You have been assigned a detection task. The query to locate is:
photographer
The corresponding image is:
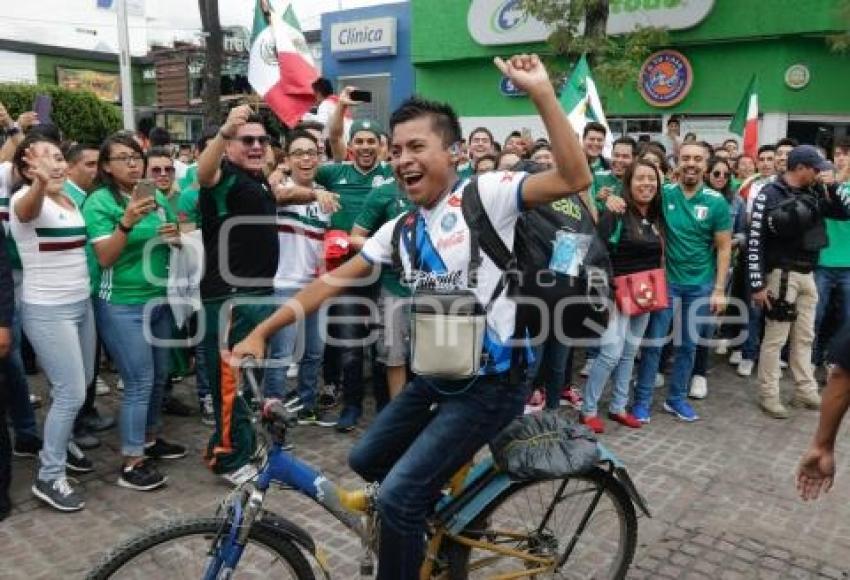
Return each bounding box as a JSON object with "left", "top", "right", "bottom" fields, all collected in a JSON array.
[{"left": 748, "top": 145, "right": 850, "bottom": 419}]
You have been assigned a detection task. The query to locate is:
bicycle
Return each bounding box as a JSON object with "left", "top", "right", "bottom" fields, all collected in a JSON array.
[{"left": 87, "top": 360, "right": 651, "bottom": 579}]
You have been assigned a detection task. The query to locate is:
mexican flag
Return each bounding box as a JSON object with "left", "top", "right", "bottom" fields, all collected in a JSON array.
[
  {"left": 729, "top": 75, "right": 759, "bottom": 160},
  {"left": 248, "top": 0, "right": 318, "bottom": 127},
  {"left": 560, "top": 54, "right": 613, "bottom": 156}
]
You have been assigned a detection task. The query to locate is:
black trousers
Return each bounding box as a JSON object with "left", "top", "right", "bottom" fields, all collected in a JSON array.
[{"left": 0, "top": 356, "right": 12, "bottom": 518}]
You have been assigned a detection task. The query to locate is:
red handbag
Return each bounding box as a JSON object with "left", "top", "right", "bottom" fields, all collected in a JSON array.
[{"left": 613, "top": 268, "right": 669, "bottom": 316}]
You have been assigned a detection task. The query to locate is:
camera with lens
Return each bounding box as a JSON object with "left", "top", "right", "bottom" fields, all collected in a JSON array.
[{"left": 765, "top": 296, "right": 797, "bottom": 322}]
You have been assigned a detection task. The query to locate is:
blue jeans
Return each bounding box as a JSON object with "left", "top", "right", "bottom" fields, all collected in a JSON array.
[
  {"left": 634, "top": 282, "right": 714, "bottom": 407},
  {"left": 583, "top": 310, "right": 650, "bottom": 416},
  {"left": 96, "top": 299, "right": 173, "bottom": 457},
  {"left": 8, "top": 270, "right": 37, "bottom": 441},
  {"left": 349, "top": 373, "right": 527, "bottom": 580},
  {"left": 22, "top": 299, "right": 95, "bottom": 481},
  {"left": 263, "top": 287, "right": 324, "bottom": 406},
  {"left": 814, "top": 267, "right": 850, "bottom": 364},
  {"left": 527, "top": 336, "right": 571, "bottom": 409}
]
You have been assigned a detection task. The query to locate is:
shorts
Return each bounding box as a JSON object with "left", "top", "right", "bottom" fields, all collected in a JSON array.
[{"left": 374, "top": 289, "right": 410, "bottom": 367}]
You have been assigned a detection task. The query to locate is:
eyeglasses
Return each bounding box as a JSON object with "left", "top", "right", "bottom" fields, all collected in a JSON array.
[
  {"left": 108, "top": 154, "right": 143, "bottom": 165},
  {"left": 288, "top": 149, "right": 318, "bottom": 159},
  {"left": 711, "top": 170, "right": 730, "bottom": 179},
  {"left": 149, "top": 166, "right": 175, "bottom": 176},
  {"left": 235, "top": 135, "right": 271, "bottom": 147}
]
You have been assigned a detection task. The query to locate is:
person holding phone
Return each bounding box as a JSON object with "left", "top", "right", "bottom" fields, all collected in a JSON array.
[{"left": 83, "top": 133, "right": 185, "bottom": 493}]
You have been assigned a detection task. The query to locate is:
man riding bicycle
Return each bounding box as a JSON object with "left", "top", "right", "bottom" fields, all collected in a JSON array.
[{"left": 232, "top": 54, "right": 592, "bottom": 580}]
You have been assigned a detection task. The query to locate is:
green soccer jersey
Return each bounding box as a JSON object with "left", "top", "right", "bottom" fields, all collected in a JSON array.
[
  {"left": 457, "top": 161, "right": 474, "bottom": 181},
  {"left": 63, "top": 180, "right": 101, "bottom": 296},
  {"left": 316, "top": 161, "right": 394, "bottom": 232},
  {"left": 83, "top": 186, "right": 176, "bottom": 304},
  {"left": 591, "top": 169, "right": 623, "bottom": 211},
  {"left": 176, "top": 164, "right": 201, "bottom": 226},
  {"left": 354, "top": 179, "right": 414, "bottom": 297},
  {"left": 820, "top": 183, "right": 850, "bottom": 267},
  {"left": 661, "top": 183, "right": 732, "bottom": 285}
]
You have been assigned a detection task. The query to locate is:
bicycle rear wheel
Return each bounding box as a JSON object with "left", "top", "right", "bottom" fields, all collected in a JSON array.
[
  {"left": 445, "top": 467, "right": 637, "bottom": 579},
  {"left": 87, "top": 516, "right": 315, "bottom": 580}
]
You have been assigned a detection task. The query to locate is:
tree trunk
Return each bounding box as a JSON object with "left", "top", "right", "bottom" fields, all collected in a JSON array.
[
  {"left": 584, "top": 0, "right": 610, "bottom": 67},
  {"left": 199, "top": 0, "right": 223, "bottom": 128}
]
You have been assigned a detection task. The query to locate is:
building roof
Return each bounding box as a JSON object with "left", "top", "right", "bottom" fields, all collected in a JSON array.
[{"left": 0, "top": 38, "right": 154, "bottom": 65}]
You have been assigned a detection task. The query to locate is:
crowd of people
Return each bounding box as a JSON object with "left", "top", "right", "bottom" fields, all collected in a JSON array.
[{"left": 0, "top": 57, "right": 847, "bottom": 578}]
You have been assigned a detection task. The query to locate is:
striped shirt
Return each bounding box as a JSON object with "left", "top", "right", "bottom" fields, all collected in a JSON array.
[
  {"left": 10, "top": 186, "right": 89, "bottom": 304},
  {"left": 273, "top": 181, "right": 332, "bottom": 289}
]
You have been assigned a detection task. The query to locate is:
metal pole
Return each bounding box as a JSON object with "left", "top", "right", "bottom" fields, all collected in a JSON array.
[{"left": 116, "top": 0, "right": 135, "bottom": 130}]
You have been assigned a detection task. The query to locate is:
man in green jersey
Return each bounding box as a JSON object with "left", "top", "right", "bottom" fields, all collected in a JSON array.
[
  {"left": 315, "top": 88, "right": 393, "bottom": 432},
  {"left": 591, "top": 136, "right": 636, "bottom": 211}
]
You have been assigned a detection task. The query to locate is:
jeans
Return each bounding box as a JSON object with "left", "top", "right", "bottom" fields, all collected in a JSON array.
[
  {"left": 264, "top": 287, "right": 324, "bottom": 407},
  {"left": 634, "top": 282, "right": 714, "bottom": 407},
  {"left": 583, "top": 311, "right": 650, "bottom": 416},
  {"left": 7, "top": 270, "right": 37, "bottom": 441},
  {"left": 326, "top": 287, "right": 377, "bottom": 411},
  {"left": 349, "top": 373, "right": 527, "bottom": 580},
  {"left": 96, "top": 299, "right": 172, "bottom": 457},
  {"left": 814, "top": 267, "right": 850, "bottom": 364},
  {"left": 22, "top": 299, "right": 95, "bottom": 480},
  {"left": 0, "top": 358, "right": 10, "bottom": 512},
  {"left": 527, "top": 336, "right": 571, "bottom": 409}
]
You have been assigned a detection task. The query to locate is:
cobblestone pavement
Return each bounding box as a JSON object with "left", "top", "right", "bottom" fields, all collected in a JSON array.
[{"left": 2, "top": 355, "right": 850, "bottom": 579}]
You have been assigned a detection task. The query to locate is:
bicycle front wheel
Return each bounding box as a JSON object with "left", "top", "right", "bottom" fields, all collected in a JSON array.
[
  {"left": 445, "top": 467, "right": 637, "bottom": 579},
  {"left": 87, "top": 516, "right": 315, "bottom": 580}
]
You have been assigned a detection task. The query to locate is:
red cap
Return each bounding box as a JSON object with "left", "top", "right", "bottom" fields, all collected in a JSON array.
[{"left": 324, "top": 229, "right": 352, "bottom": 271}]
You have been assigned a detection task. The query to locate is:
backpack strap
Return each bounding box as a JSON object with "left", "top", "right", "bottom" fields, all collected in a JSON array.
[
  {"left": 460, "top": 177, "right": 514, "bottom": 272},
  {"left": 390, "top": 210, "right": 418, "bottom": 277}
]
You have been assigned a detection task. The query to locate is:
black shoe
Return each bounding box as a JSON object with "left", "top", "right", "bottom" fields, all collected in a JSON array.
[
  {"left": 31, "top": 477, "right": 84, "bottom": 512},
  {"left": 334, "top": 406, "right": 361, "bottom": 433},
  {"left": 13, "top": 435, "right": 42, "bottom": 458},
  {"left": 118, "top": 460, "right": 167, "bottom": 491},
  {"left": 66, "top": 442, "right": 95, "bottom": 474},
  {"left": 72, "top": 430, "right": 101, "bottom": 450},
  {"left": 163, "top": 396, "right": 193, "bottom": 417},
  {"left": 144, "top": 438, "right": 187, "bottom": 460},
  {"left": 80, "top": 413, "right": 116, "bottom": 433}
]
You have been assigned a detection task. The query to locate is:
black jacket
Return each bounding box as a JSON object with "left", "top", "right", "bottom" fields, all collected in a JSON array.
[
  {"left": 747, "top": 176, "right": 850, "bottom": 291},
  {"left": 0, "top": 228, "right": 13, "bottom": 327}
]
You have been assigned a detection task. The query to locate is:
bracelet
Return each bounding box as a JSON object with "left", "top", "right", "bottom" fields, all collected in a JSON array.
[{"left": 117, "top": 221, "right": 133, "bottom": 234}]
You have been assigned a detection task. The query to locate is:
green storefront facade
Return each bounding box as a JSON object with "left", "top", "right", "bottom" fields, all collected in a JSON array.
[{"left": 411, "top": 0, "right": 850, "bottom": 148}]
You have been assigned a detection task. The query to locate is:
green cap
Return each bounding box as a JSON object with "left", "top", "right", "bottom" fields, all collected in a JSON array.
[{"left": 349, "top": 119, "right": 382, "bottom": 141}]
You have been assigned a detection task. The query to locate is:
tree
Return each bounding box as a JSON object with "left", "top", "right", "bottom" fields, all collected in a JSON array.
[
  {"left": 829, "top": 0, "right": 850, "bottom": 52},
  {"left": 520, "top": 0, "right": 667, "bottom": 90},
  {"left": 198, "top": 0, "right": 224, "bottom": 128}
]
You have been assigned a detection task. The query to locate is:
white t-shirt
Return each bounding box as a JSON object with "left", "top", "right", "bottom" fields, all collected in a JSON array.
[
  {"left": 10, "top": 186, "right": 90, "bottom": 304},
  {"left": 0, "top": 162, "right": 14, "bottom": 236},
  {"left": 361, "top": 170, "right": 527, "bottom": 374},
  {"left": 273, "top": 182, "right": 332, "bottom": 289}
]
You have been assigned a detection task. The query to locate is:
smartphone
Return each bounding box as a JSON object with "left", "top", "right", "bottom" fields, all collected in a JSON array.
[
  {"left": 32, "top": 94, "right": 52, "bottom": 126},
  {"left": 350, "top": 90, "right": 372, "bottom": 103},
  {"left": 133, "top": 179, "right": 157, "bottom": 201}
]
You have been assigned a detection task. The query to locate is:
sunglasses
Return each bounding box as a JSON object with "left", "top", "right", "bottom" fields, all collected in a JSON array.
[
  {"left": 149, "top": 166, "right": 175, "bottom": 176},
  {"left": 235, "top": 135, "right": 271, "bottom": 147},
  {"left": 711, "top": 170, "right": 730, "bottom": 179}
]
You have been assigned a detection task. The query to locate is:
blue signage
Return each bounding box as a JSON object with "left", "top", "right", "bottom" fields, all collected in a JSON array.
[{"left": 500, "top": 76, "right": 526, "bottom": 97}]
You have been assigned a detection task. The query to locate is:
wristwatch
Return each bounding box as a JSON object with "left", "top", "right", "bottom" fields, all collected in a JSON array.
[
  {"left": 117, "top": 221, "right": 133, "bottom": 234},
  {"left": 4, "top": 123, "right": 20, "bottom": 137}
]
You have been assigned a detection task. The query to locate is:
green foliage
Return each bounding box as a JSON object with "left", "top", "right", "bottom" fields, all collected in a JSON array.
[
  {"left": 0, "top": 83, "right": 122, "bottom": 143},
  {"left": 520, "top": 0, "right": 668, "bottom": 91},
  {"left": 828, "top": 0, "right": 850, "bottom": 52}
]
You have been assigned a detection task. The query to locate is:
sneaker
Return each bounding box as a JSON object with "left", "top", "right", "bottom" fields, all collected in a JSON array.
[
  {"left": 221, "top": 463, "right": 258, "bottom": 487},
  {"left": 297, "top": 409, "right": 319, "bottom": 425},
  {"left": 315, "top": 409, "right": 338, "bottom": 428},
  {"left": 580, "top": 359, "right": 595, "bottom": 378},
  {"left": 688, "top": 375, "right": 707, "bottom": 399},
  {"left": 73, "top": 430, "right": 101, "bottom": 450},
  {"left": 729, "top": 351, "right": 743, "bottom": 366},
  {"left": 116, "top": 378, "right": 124, "bottom": 391},
  {"left": 66, "top": 442, "right": 95, "bottom": 473},
  {"left": 32, "top": 477, "right": 84, "bottom": 512},
  {"left": 13, "top": 435, "right": 42, "bottom": 458},
  {"left": 524, "top": 389, "right": 545, "bottom": 414},
  {"left": 654, "top": 373, "right": 665, "bottom": 388},
  {"left": 759, "top": 397, "right": 790, "bottom": 419},
  {"left": 335, "top": 406, "right": 362, "bottom": 433},
  {"left": 559, "top": 385, "right": 583, "bottom": 408},
  {"left": 144, "top": 438, "right": 187, "bottom": 460},
  {"left": 737, "top": 359, "right": 755, "bottom": 377},
  {"left": 608, "top": 412, "right": 643, "bottom": 429},
  {"left": 663, "top": 400, "right": 699, "bottom": 422},
  {"left": 580, "top": 414, "right": 605, "bottom": 434},
  {"left": 163, "top": 396, "right": 192, "bottom": 417},
  {"left": 286, "top": 363, "right": 299, "bottom": 379},
  {"left": 80, "top": 412, "right": 116, "bottom": 433},
  {"left": 118, "top": 460, "right": 167, "bottom": 491},
  {"left": 791, "top": 391, "right": 821, "bottom": 410},
  {"left": 317, "top": 383, "right": 338, "bottom": 410},
  {"left": 715, "top": 339, "right": 729, "bottom": 356},
  {"left": 200, "top": 395, "right": 215, "bottom": 426},
  {"left": 95, "top": 377, "right": 110, "bottom": 396},
  {"left": 631, "top": 402, "right": 651, "bottom": 424}
]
